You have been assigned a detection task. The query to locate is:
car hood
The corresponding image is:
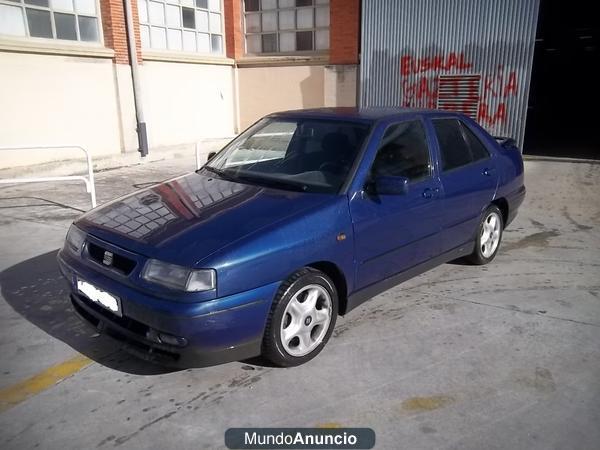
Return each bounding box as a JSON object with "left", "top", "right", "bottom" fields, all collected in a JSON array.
[{"left": 76, "top": 172, "right": 333, "bottom": 267}]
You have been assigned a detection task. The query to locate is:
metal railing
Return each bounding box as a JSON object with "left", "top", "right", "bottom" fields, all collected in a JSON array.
[
  {"left": 195, "top": 142, "right": 221, "bottom": 170},
  {"left": 0, "top": 145, "right": 97, "bottom": 208}
]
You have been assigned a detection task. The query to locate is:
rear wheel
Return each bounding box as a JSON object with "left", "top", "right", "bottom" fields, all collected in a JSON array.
[
  {"left": 262, "top": 268, "right": 338, "bottom": 367},
  {"left": 466, "top": 205, "right": 504, "bottom": 265}
]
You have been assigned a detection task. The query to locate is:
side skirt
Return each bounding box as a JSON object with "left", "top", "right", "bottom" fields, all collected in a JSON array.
[{"left": 345, "top": 241, "right": 474, "bottom": 314}]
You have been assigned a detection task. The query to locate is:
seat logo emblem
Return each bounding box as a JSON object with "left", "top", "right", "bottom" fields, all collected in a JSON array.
[{"left": 102, "top": 251, "right": 114, "bottom": 266}]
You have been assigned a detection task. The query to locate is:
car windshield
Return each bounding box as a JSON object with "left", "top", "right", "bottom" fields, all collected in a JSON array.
[{"left": 202, "top": 117, "right": 371, "bottom": 194}]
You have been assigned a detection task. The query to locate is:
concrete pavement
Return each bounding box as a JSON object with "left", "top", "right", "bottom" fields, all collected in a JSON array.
[{"left": 0, "top": 155, "right": 599, "bottom": 449}]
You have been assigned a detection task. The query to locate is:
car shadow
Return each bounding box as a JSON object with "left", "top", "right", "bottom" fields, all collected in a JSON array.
[
  {"left": 446, "top": 257, "right": 472, "bottom": 266},
  {"left": 0, "top": 249, "right": 179, "bottom": 375}
]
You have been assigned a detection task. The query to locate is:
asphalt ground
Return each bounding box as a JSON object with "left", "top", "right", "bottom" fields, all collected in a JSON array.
[{"left": 0, "top": 156, "right": 598, "bottom": 450}]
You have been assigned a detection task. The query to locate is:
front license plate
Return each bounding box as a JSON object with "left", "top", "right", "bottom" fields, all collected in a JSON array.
[{"left": 77, "top": 279, "right": 122, "bottom": 317}]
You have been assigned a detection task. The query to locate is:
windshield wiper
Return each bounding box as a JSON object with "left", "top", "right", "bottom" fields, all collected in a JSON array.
[
  {"left": 200, "top": 167, "right": 309, "bottom": 192},
  {"left": 200, "top": 166, "right": 240, "bottom": 182},
  {"left": 234, "top": 173, "right": 309, "bottom": 192}
]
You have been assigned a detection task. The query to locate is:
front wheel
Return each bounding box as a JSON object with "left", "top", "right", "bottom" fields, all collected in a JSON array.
[
  {"left": 262, "top": 268, "right": 338, "bottom": 367},
  {"left": 466, "top": 205, "right": 504, "bottom": 265}
]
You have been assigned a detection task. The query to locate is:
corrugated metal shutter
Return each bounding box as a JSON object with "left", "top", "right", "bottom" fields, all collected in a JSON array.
[{"left": 359, "top": 0, "right": 540, "bottom": 148}]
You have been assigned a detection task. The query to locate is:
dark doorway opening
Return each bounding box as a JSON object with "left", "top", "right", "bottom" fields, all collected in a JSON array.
[{"left": 524, "top": 0, "right": 599, "bottom": 159}]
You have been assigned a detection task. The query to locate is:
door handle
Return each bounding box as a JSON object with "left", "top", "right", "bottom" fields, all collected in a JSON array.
[
  {"left": 483, "top": 167, "right": 496, "bottom": 176},
  {"left": 422, "top": 187, "right": 439, "bottom": 199}
]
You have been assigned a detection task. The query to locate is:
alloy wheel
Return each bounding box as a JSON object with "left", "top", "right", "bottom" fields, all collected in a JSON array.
[
  {"left": 481, "top": 211, "right": 501, "bottom": 258},
  {"left": 280, "top": 284, "right": 332, "bottom": 357}
]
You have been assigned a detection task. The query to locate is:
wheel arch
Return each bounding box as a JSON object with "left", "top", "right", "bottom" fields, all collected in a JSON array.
[
  {"left": 306, "top": 261, "right": 349, "bottom": 315},
  {"left": 492, "top": 197, "right": 509, "bottom": 227}
]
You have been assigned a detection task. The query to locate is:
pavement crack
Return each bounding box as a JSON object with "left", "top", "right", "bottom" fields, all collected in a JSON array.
[
  {"left": 412, "top": 290, "right": 600, "bottom": 328},
  {"left": 112, "top": 410, "right": 178, "bottom": 446}
]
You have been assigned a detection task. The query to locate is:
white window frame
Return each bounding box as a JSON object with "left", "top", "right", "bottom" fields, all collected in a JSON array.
[
  {"left": 0, "top": 0, "right": 104, "bottom": 45},
  {"left": 243, "top": 0, "right": 330, "bottom": 56},
  {"left": 138, "top": 0, "right": 226, "bottom": 56}
]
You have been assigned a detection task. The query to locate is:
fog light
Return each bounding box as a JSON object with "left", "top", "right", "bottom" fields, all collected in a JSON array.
[
  {"left": 158, "top": 333, "right": 187, "bottom": 347},
  {"left": 146, "top": 328, "right": 187, "bottom": 347}
]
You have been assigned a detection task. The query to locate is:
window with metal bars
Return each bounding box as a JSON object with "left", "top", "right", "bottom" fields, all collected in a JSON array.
[
  {"left": 0, "top": 0, "right": 100, "bottom": 42},
  {"left": 138, "top": 0, "right": 224, "bottom": 55},
  {"left": 243, "top": 0, "right": 329, "bottom": 55}
]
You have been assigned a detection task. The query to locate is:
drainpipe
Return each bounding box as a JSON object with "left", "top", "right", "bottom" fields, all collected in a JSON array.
[{"left": 123, "top": 0, "right": 149, "bottom": 157}]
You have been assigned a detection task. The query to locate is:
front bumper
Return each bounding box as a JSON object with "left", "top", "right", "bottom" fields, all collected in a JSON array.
[{"left": 58, "top": 250, "right": 280, "bottom": 368}]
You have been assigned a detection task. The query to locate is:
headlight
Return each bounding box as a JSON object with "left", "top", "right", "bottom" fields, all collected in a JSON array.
[
  {"left": 66, "top": 225, "right": 86, "bottom": 254},
  {"left": 141, "top": 259, "right": 216, "bottom": 292}
]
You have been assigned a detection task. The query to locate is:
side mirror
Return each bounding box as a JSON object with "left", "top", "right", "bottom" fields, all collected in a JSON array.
[
  {"left": 370, "top": 176, "right": 409, "bottom": 195},
  {"left": 207, "top": 151, "right": 217, "bottom": 162}
]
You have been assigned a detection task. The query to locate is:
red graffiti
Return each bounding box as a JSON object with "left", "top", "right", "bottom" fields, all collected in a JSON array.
[
  {"left": 482, "top": 67, "right": 518, "bottom": 100},
  {"left": 400, "top": 52, "right": 472, "bottom": 76},
  {"left": 504, "top": 71, "right": 518, "bottom": 97},
  {"left": 398, "top": 53, "right": 520, "bottom": 130},
  {"left": 441, "top": 100, "right": 480, "bottom": 117},
  {"left": 477, "top": 67, "right": 519, "bottom": 126},
  {"left": 401, "top": 77, "right": 438, "bottom": 108},
  {"left": 478, "top": 102, "right": 507, "bottom": 126}
]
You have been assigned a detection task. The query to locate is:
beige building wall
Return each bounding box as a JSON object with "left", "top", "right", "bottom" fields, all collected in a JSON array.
[
  {"left": 237, "top": 63, "right": 358, "bottom": 131},
  {"left": 0, "top": 52, "right": 237, "bottom": 171},
  {"left": 237, "top": 64, "right": 327, "bottom": 130},
  {"left": 324, "top": 65, "right": 358, "bottom": 108},
  {"left": 0, "top": 53, "right": 356, "bottom": 170},
  {"left": 0, "top": 51, "right": 125, "bottom": 170},
  {"left": 140, "top": 61, "right": 236, "bottom": 147}
]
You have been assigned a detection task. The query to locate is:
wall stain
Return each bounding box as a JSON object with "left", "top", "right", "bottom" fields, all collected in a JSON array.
[
  {"left": 316, "top": 422, "right": 343, "bottom": 428},
  {"left": 555, "top": 299, "right": 572, "bottom": 308},
  {"left": 107, "top": 368, "right": 271, "bottom": 447},
  {"left": 429, "top": 303, "right": 456, "bottom": 314},
  {"left": 96, "top": 435, "right": 115, "bottom": 448},
  {"left": 401, "top": 395, "right": 455, "bottom": 412},
  {"left": 113, "top": 410, "right": 177, "bottom": 446},
  {"left": 530, "top": 219, "right": 546, "bottom": 230},
  {"left": 503, "top": 230, "right": 560, "bottom": 252},
  {"left": 419, "top": 425, "right": 437, "bottom": 434},
  {"left": 562, "top": 207, "right": 593, "bottom": 231},
  {"left": 515, "top": 367, "right": 556, "bottom": 393}
]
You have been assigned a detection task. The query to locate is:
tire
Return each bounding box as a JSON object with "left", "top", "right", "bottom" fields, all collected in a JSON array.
[
  {"left": 262, "top": 268, "right": 338, "bottom": 367},
  {"left": 466, "top": 204, "right": 504, "bottom": 265}
]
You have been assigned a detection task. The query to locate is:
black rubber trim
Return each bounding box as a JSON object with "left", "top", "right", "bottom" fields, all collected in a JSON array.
[{"left": 346, "top": 242, "right": 473, "bottom": 314}]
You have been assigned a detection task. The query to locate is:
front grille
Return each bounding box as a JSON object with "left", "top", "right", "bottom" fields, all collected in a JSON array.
[{"left": 87, "top": 242, "right": 136, "bottom": 275}]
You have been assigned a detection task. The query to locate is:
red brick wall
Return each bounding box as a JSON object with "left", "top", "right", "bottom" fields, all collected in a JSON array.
[
  {"left": 100, "top": 0, "right": 143, "bottom": 64},
  {"left": 223, "top": 0, "right": 244, "bottom": 59},
  {"left": 330, "top": 0, "right": 360, "bottom": 65}
]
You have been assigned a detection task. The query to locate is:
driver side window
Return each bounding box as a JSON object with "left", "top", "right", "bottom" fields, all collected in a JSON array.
[{"left": 371, "top": 120, "right": 431, "bottom": 181}]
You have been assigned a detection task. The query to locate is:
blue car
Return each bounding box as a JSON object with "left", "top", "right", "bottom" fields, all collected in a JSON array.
[{"left": 57, "top": 108, "right": 525, "bottom": 367}]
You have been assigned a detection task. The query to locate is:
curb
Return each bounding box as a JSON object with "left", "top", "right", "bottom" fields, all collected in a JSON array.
[{"left": 523, "top": 155, "right": 600, "bottom": 164}]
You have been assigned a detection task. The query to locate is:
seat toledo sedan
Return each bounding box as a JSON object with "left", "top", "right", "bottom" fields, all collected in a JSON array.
[{"left": 58, "top": 108, "right": 525, "bottom": 367}]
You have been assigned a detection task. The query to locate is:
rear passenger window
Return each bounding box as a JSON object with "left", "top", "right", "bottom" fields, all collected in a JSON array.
[
  {"left": 433, "top": 118, "right": 490, "bottom": 171},
  {"left": 371, "top": 120, "right": 431, "bottom": 181},
  {"left": 461, "top": 123, "right": 490, "bottom": 162},
  {"left": 432, "top": 119, "right": 471, "bottom": 171}
]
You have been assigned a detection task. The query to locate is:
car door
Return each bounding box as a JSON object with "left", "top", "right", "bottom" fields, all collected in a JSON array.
[
  {"left": 349, "top": 118, "right": 443, "bottom": 290},
  {"left": 428, "top": 117, "right": 498, "bottom": 253}
]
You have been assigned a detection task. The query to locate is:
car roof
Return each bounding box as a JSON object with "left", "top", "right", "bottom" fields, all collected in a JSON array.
[{"left": 268, "top": 107, "right": 463, "bottom": 124}]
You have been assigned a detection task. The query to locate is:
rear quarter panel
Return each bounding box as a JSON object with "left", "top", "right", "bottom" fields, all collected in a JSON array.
[{"left": 461, "top": 117, "right": 524, "bottom": 200}]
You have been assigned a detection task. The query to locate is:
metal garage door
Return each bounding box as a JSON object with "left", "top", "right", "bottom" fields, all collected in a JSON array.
[{"left": 360, "top": 0, "right": 540, "bottom": 148}]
